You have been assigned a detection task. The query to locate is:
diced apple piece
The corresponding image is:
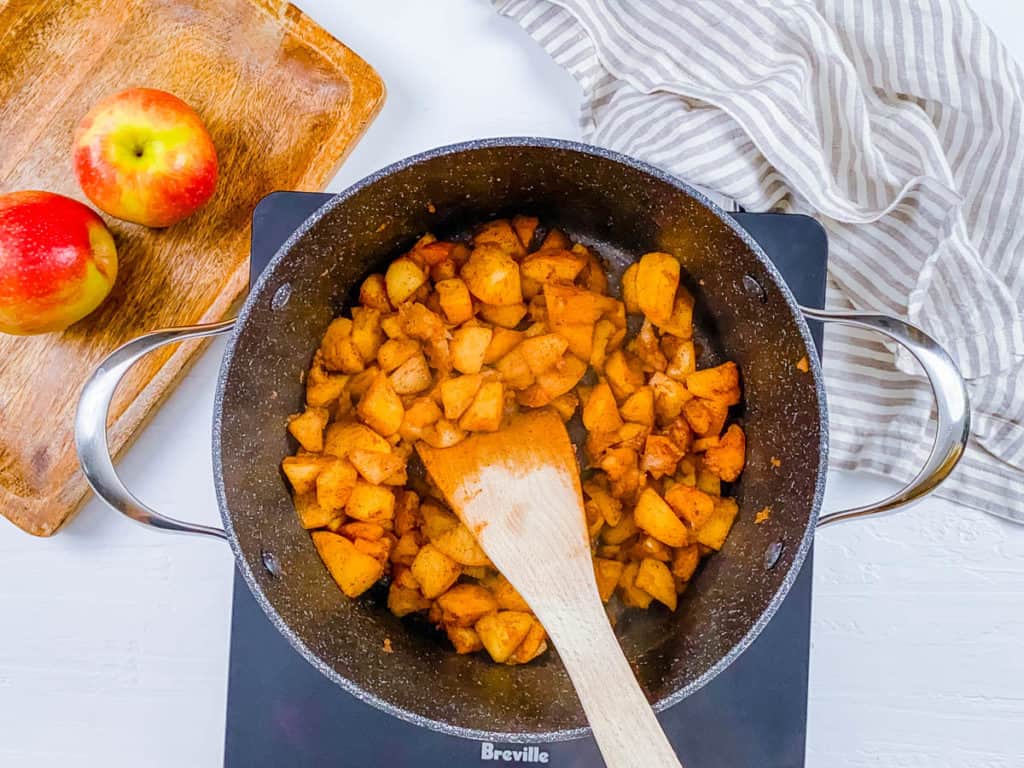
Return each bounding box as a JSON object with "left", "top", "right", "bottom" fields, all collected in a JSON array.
[
  {"left": 696, "top": 466, "right": 722, "bottom": 496},
  {"left": 435, "top": 278, "right": 475, "bottom": 325},
  {"left": 353, "top": 535, "right": 393, "bottom": 564},
  {"left": 641, "top": 434, "right": 684, "bottom": 478},
  {"left": 601, "top": 512, "right": 639, "bottom": 545},
  {"left": 324, "top": 421, "right": 391, "bottom": 458},
  {"left": 357, "top": 373, "right": 405, "bottom": 436},
  {"left": 432, "top": 523, "right": 491, "bottom": 567},
  {"left": 462, "top": 245, "right": 522, "bottom": 305},
  {"left": 306, "top": 352, "right": 350, "bottom": 407},
  {"left": 411, "top": 543, "right": 462, "bottom": 598},
  {"left": 377, "top": 338, "right": 420, "bottom": 372},
  {"left": 312, "top": 531, "right": 384, "bottom": 598},
  {"left": 585, "top": 481, "right": 623, "bottom": 527},
  {"left": 634, "top": 487, "right": 690, "bottom": 547},
  {"left": 656, "top": 289, "right": 695, "bottom": 338},
  {"left": 535, "top": 354, "right": 587, "bottom": 400},
  {"left": 339, "top": 521, "right": 385, "bottom": 541},
  {"left": 473, "top": 219, "right": 526, "bottom": 258},
  {"left": 621, "top": 263, "right": 640, "bottom": 314},
  {"left": 539, "top": 227, "right": 571, "bottom": 251},
  {"left": 459, "top": 381, "right": 504, "bottom": 432},
  {"left": 390, "top": 531, "right": 422, "bottom": 566},
  {"left": 385, "top": 257, "right": 427, "bottom": 305},
  {"left": 604, "top": 350, "right": 645, "bottom": 400},
  {"left": 518, "top": 333, "right": 569, "bottom": 374},
  {"left": 320, "top": 317, "right": 364, "bottom": 373},
  {"left": 664, "top": 484, "right": 715, "bottom": 528},
  {"left": 399, "top": 396, "right": 443, "bottom": 441},
  {"left": 649, "top": 372, "right": 691, "bottom": 423},
  {"left": 589, "top": 318, "right": 617, "bottom": 368},
  {"left": 447, "top": 625, "right": 484, "bottom": 654},
  {"left": 475, "top": 611, "right": 534, "bottom": 664},
  {"left": 582, "top": 380, "right": 623, "bottom": 433},
  {"left": 281, "top": 455, "right": 333, "bottom": 495},
  {"left": 484, "top": 327, "right": 524, "bottom": 364},
  {"left": 543, "top": 283, "right": 616, "bottom": 327},
  {"left": 350, "top": 307, "right": 384, "bottom": 363},
  {"left": 437, "top": 584, "right": 499, "bottom": 627},
  {"left": 440, "top": 374, "right": 483, "bottom": 420},
  {"left": 389, "top": 353, "right": 433, "bottom": 395},
  {"left": 420, "top": 418, "right": 467, "bottom": 448},
  {"left": 635, "top": 252, "right": 680, "bottom": 324},
  {"left": 686, "top": 361, "right": 741, "bottom": 406},
  {"left": 593, "top": 557, "right": 624, "bottom": 602},
  {"left": 702, "top": 424, "right": 745, "bottom": 482},
  {"left": 345, "top": 481, "right": 395, "bottom": 522},
  {"left": 478, "top": 302, "right": 528, "bottom": 328},
  {"left": 696, "top": 497, "right": 739, "bottom": 551},
  {"left": 348, "top": 365, "right": 379, "bottom": 398},
  {"left": 495, "top": 348, "right": 535, "bottom": 390},
  {"left": 359, "top": 273, "right": 391, "bottom": 311},
  {"left": 521, "top": 249, "right": 587, "bottom": 283},
  {"left": 550, "top": 391, "right": 579, "bottom": 421},
  {"left": 683, "top": 397, "right": 729, "bottom": 437},
  {"left": 399, "top": 301, "right": 446, "bottom": 341},
  {"left": 554, "top": 322, "right": 594, "bottom": 361},
  {"left": 635, "top": 558, "right": 677, "bottom": 610},
  {"left": 287, "top": 406, "right": 328, "bottom": 452},
  {"left": 663, "top": 337, "right": 696, "bottom": 380},
  {"left": 388, "top": 583, "right": 431, "bottom": 617},
  {"left": 419, "top": 499, "right": 458, "bottom": 541},
  {"left": 316, "top": 458, "right": 358, "bottom": 512},
  {"left": 619, "top": 387, "right": 655, "bottom": 427},
  {"left": 512, "top": 214, "right": 539, "bottom": 250},
  {"left": 507, "top": 619, "right": 548, "bottom": 665},
  {"left": 451, "top": 325, "right": 493, "bottom": 374},
  {"left": 671, "top": 545, "right": 701, "bottom": 582},
  {"left": 618, "top": 561, "right": 653, "bottom": 609},
  {"left": 348, "top": 449, "right": 406, "bottom": 485},
  {"left": 294, "top": 491, "right": 337, "bottom": 529}
]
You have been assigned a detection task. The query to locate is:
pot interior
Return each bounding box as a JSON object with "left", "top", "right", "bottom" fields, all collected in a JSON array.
[{"left": 214, "top": 140, "right": 825, "bottom": 740}]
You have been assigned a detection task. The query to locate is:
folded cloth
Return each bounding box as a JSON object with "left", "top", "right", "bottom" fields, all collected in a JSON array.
[{"left": 495, "top": 0, "right": 1024, "bottom": 523}]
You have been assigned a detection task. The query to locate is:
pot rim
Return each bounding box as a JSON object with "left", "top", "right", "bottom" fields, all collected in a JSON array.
[{"left": 211, "top": 137, "right": 829, "bottom": 743}]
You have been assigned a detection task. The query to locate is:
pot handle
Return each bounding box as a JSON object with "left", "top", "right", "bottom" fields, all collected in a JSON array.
[
  {"left": 74, "top": 320, "right": 237, "bottom": 540},
  {"left": 800, "top": 307, "right": 971, "bottom": 527}
]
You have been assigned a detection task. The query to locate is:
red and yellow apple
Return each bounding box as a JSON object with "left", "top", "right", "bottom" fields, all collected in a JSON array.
[
  {"left": 74, "top": 88, "right": 218, "bottom": 228},
  {"left": 0, "top": 191, "right": 118, "bottom": 335}
]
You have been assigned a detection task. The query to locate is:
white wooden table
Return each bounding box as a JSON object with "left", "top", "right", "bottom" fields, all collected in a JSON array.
[{"left": 1, "top": 2, "right": 1021, "bottom": 765}]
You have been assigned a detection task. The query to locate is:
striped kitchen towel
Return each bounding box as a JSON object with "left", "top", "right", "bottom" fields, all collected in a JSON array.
[{"left": 495, "top": 0, "right": 1024, "bottom": 523}]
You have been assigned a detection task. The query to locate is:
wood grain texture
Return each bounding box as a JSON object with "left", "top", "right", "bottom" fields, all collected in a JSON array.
[
  {"left": 419, "top": 411, "right": 684, "bottom": 768},
  {"left": 0, "top": 0, "right": 384, "bottom": 536}
]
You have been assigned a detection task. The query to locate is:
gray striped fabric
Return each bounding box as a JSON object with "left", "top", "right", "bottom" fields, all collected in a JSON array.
[{"left": 495, "top": 0, "right": 1024, "bottom": 522}]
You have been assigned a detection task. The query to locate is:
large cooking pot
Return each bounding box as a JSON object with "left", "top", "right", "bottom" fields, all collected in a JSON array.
[{"left": 74, "top": 139, "right": 969, "bottom": 742}]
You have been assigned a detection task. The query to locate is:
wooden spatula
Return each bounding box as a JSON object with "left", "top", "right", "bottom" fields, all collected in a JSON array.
[{"left": 417, "top": 409, "right": 683, "bottom": 768}]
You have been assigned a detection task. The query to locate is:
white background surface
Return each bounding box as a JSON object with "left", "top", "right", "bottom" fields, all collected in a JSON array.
[{"left": 1, "top": 2, "right": 1022, "bottom": 766}]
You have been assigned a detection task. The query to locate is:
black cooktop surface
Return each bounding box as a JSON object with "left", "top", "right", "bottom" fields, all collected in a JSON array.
[{"left": 225, "top": 191, "right": 827, "bottom": 768}]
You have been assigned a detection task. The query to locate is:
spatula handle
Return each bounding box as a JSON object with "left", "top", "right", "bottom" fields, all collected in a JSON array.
[{"left": 541, "top": 599, "right": 683, "bottom": 768}]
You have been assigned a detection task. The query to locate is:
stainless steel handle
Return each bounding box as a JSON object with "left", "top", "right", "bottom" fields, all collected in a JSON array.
[
  {"left": 74, "top": 320, "right": 237, "bottom": 540},
  {"left": 801, "top": 307, "right": 971, "bottom": 527}
]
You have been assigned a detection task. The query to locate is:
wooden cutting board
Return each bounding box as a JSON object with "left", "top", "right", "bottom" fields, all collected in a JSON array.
[{"left": 0, "top": 0, "right": 384, "bottom": 536}]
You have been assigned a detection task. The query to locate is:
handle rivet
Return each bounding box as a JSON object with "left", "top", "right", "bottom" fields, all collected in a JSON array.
[
  {"left": 261, "top": 549, "right": 282, "bottom": 578},
  {"left": 764, "top": 541, "right": 784, "bottom": 570},
  {"left": 271, "top": 283, "right": 292, "bottom": 310},
  {"left": 742, "top": 274, "right": 767, "bottom": 303}
]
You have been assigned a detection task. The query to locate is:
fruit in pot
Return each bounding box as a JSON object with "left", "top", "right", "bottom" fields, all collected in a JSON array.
[
  {"left": 73, "top": 88, "right": 218, "bottom": 227},
  {"left": 0, "top": 191, "right": 118, "bottom": 335}
]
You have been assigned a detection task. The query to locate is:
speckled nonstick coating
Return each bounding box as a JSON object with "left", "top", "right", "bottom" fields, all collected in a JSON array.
[{"left": 212, "top": 138, "right": 828, "bottom": 743}]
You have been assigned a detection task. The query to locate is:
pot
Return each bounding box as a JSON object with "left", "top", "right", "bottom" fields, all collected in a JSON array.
[{"left": 74, "top": 139, "right": 969, "bottom": 742}]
